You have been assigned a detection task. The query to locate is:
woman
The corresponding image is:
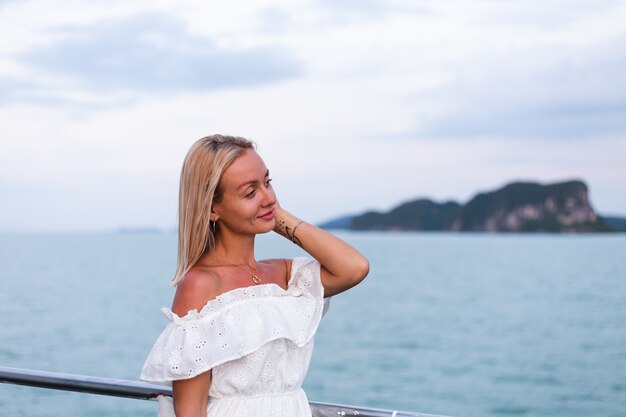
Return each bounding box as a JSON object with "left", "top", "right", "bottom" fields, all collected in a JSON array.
[{"left": 141, "top": 134, "right": 369, "bottom": 417}]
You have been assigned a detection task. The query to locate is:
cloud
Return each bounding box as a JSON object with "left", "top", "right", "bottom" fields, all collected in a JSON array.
[
  {"left": 415, "top": 34, "right": 626, "bottom": 139},
  {"left": 477, "top": 0, "right": 623, "bottom": 27},
  {"left": 3, "top": 12, "right": 301, "bottom": 107},
  {"left": 0, "top": 76, "right": 19, "bottom": 101},
  {"left": 320, "top": 0, "right": 432, "bottom": 15},
  {"left": 256, "top": 7, "right": 292, "bottom": 34}
]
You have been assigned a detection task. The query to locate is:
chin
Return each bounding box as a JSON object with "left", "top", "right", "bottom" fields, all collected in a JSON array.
[{"left": 258, "top": 219, "right": 276, "bottom": 234}]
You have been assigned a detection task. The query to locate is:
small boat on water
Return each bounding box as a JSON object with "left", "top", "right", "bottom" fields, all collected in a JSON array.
[{"left": 0, "top": 365, "right": 450, "bottom": 417}]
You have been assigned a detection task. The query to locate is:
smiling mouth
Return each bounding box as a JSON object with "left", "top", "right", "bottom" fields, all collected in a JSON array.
[{"left": 259, "top": 210, "right": 274, "bottom": 219}]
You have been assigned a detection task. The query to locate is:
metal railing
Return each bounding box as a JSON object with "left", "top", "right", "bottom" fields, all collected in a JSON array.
[{"left": 0, "top": 366, "right": 449, "bottom": 417}]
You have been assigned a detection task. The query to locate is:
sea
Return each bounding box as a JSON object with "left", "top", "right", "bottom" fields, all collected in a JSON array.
[{"left": 0, "top": 231, "right": 624, "bottom": 417}]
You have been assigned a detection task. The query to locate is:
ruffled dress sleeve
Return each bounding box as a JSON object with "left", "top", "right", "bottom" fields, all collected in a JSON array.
[{"left": 140, "top": 257, "right": 330, "bottom": 384}]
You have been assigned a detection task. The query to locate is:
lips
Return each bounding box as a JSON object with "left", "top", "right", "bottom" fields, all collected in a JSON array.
[{"left": 258, "top": 210, "right": 274, "bottom": 220}]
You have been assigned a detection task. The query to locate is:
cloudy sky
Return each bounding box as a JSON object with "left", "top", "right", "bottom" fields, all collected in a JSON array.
[{"left": 1, "top": 0, "right": 625, "bottom": 231}]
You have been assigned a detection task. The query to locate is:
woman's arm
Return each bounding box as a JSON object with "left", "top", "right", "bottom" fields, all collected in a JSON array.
[
  {"left": 170, "top": 269, "right": 218, "bottom": 417},
  {"left": 274, "top": 207, "right": 369, "bottom": 297},
  {"left": 172, "top": 371, "right": 212, "bottom": 417}
]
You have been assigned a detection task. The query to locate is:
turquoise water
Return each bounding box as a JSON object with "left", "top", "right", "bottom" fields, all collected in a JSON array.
[{"left": 0, "top": 232, "right": 625, "bottom": 417}]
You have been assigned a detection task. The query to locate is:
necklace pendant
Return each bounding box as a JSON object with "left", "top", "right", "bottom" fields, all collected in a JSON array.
[{"left": 252, "top": 274, "right": 262, "bottom": 285}]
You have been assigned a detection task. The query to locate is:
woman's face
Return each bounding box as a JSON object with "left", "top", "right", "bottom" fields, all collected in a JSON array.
[{"left": 212, "top": 149, "right": 277, "bottom": 236}]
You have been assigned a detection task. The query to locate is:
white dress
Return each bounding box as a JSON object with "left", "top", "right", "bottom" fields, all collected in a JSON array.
[{"left": 140, "top": 257, "right": 331, "bottom": 417}]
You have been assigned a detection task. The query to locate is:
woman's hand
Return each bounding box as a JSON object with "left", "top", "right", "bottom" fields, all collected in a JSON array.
[{"left": 272, "top": 205, "right": 369, "bottom": 297}]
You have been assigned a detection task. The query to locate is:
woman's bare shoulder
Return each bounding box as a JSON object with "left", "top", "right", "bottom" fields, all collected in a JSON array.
[
  {"left": 259, "top": 258, "right": 293, "bottom": 287},
  {"left": 171, "top": 267, "right": 221, "bottom": 317}
]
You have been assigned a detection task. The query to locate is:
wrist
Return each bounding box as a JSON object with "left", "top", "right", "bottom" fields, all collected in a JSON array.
[{"left": 273, "top": 210, "right": 305, "bottom": 246}]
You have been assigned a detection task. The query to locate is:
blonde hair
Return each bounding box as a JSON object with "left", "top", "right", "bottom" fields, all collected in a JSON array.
[{"left": 172, "top": 134, "right": 255, "bottom": 286}]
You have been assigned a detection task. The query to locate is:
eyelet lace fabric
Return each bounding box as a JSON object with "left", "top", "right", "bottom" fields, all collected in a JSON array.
[{"left": 140, "top": 257, "right": 331, "bottom": 417}]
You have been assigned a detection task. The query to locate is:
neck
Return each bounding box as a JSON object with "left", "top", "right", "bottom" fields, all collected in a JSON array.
[{"left": 212, "top": 231, "right": 257, "bottom": 266}]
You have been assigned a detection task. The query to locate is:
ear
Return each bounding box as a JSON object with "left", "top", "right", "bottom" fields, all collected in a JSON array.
[{"left": 209, "top": 199, "right": 221, "bottom": 222}]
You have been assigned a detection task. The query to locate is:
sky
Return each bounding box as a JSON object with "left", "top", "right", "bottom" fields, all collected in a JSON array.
[{"left": 1, "top": 0, "right": 625, "bottom": 232}]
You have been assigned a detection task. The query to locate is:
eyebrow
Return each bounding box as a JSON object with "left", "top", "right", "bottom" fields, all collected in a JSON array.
[{"left": 237, "top": 170, "right": 270, "bottom": 190}]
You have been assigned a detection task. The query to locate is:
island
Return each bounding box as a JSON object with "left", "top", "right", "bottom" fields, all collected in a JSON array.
[{"left": 321, "top": 180, "right": 622, "bottom": 233}]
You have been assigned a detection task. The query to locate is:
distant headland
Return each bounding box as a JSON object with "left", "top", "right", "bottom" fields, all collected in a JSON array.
[{"left": 320, "top": 180, "right": 626, "bottom": 233}]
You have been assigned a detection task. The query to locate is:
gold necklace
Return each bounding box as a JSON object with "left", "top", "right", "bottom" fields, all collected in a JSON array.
[{"left": 215, "top": 251, "right": 262, "bottom": 285}]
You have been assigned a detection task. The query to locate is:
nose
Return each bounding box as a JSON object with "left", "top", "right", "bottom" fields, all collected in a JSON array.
[{"left": 261, "top": 184, "right": 276, "bottom": 207}]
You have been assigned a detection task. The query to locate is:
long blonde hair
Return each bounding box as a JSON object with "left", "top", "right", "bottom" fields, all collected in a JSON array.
[{"left": 172, "top": 134, "right": 255, "bottom": 286}]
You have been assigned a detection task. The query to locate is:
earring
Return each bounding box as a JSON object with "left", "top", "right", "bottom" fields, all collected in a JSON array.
[{"left": 211, "top": 220, "right": 217, "bottom": 234}]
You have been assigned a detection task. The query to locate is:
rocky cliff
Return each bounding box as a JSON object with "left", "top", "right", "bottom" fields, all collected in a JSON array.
[{"left": 449, "top": 181, "right": 610, "bottom": 232}]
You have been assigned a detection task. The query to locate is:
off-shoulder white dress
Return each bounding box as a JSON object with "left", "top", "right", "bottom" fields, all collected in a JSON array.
[{"left": 140, "top": 258, "right": 330, "bottom": 417}]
